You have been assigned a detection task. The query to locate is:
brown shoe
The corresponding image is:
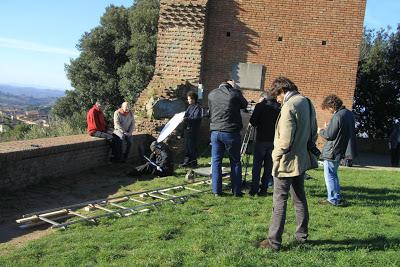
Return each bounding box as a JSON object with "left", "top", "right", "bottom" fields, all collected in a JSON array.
[
  {"left": 259, "top": 239, "right": 279, "bottom": 251},
  {"left": 318, "top": 199, "right": 336, "bottom": 206}
]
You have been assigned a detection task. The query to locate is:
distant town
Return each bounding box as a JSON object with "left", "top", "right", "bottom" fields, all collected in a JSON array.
[{"left": 0, "top": 84, "right": 65, "bottom": 134}]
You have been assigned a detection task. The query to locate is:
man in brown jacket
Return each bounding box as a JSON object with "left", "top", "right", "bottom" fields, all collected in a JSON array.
[{"left": 259, "top": 76, "right": 318, "bottom": 251}]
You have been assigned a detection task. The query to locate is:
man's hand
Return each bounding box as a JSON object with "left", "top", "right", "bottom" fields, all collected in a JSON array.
[{"left": 157, "top": 166, "right": 162, "bottom": 172}]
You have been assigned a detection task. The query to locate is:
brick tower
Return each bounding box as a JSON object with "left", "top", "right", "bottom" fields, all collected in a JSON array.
[{"left": 137, "top": 0, "right": 366, "bottom": 132}]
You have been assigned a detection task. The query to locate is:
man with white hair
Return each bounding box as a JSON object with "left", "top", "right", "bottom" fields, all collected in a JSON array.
[{"left": 112, "top": 101, "right": 135, "bottom": 162}]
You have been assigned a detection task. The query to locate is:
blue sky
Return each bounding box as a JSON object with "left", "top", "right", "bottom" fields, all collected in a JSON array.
[{"left": 0, "top": 0, "right": 399, "bottom": 91}]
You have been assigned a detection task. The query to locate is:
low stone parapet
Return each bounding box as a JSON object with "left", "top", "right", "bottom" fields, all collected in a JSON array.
[{"left": 0, "top": 134, "right": 151, "bottom": 191}]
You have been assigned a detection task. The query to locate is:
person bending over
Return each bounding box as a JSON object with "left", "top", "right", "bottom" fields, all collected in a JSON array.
[{"left": 129, "top": 141, "right": 174, "bottom": 177}]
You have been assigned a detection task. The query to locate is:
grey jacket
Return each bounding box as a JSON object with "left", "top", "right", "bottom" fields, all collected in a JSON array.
[
  {"left": 208, "top": 83, "right": 248, "bottom": 132},
  {"left": 319, "top": 107, "right": 355, "bottom": 161}
]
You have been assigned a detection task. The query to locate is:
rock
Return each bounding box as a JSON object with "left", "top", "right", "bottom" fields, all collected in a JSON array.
[{"left": 152, "top": 98, "right": 187, "bottom": 119}]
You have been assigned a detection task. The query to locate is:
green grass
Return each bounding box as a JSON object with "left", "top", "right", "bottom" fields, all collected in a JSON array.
[{"left": 1, "top": 158, "right": 399, "bottom": 266}]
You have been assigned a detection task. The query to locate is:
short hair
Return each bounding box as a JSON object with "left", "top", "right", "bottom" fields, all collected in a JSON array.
[
  {"left": 321, "top": 94, "right": 343, "bottom": 111},
  {"left": 270, "top": 76, "right": 298, "bottom": 97},
  {"left": 186, "top": 91, "right": 198, "bottom": 102}
]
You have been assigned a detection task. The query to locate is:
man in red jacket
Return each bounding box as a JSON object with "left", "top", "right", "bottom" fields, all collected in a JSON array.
[{"left": 87, "top": 101, "right": 113, "bottom": 140}]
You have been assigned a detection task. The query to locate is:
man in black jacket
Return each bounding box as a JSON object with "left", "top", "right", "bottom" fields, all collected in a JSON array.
[
  {"left": 128, "top": 141, "right": 174, "bottom": 177},
  {"left": 318, "top": 94, "right": 355, "bottom": 206},
  {"left": 182, "top": 91, "right": 203, "bottom": 168},
  {"left": 249, "top": 92, "right": 280, "bottom": 196},
  {"left": 208, "top": 79, "right": 248, "bottom": 197}
]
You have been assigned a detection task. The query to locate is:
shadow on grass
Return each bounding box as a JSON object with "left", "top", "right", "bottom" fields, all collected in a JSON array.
[
  {"left": 304, "top": 236, "right": 400, "bottom": 251},
  {"left": 307, "top": 184, "right": 400, "bottom": 207}
]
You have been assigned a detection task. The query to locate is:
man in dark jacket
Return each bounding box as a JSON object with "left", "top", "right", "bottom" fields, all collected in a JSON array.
[
  {"left": 389, "top": 120, "right": 400, "bottom": 167},
  {"left": 249, "top": 92, "right": 280, "bottom": 196},
  {"left": 208, "top": 79, "right": 248, "bottom": 197},
  {"left": 182, "top": 91, "right": 203, "bottom": 168},
  {"left": 129, "top": 141, "right": 174, "bottom": 177},
  {"left": 318, "top": 94, "right": 355, "bottom": 206}
]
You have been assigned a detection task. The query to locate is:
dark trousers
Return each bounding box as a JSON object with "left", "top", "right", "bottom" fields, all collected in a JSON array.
[
  {"left": 184, "top": 128, "right": 199, "bottom": 164},
  {"left": 391, "top": 144, "right": 400, "bottom": 167},
  {"left": 251, "top": 141, "right": 273, "bottom": 193},
  {"left": 268, "top": 174, "right": 309, "bottom": 250},
  {"left": 112, "top": 135, "right": 133, "bottom": 160}
]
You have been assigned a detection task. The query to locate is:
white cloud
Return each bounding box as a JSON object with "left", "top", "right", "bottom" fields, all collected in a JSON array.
[{"left": 0, "top": 37, "right": 79, "bottom": 57}]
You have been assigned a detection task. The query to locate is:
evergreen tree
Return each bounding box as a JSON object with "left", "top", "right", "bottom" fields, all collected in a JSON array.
[
  {"left": 53, "top": 0, "right": 159, "bottom": 122},
  {"left": 354, "top": 26, "right": 400, "bottom": 138}
]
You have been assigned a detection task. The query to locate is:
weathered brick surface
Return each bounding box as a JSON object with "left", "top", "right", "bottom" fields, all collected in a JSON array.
[
  {"left": 155, "top": 0, "right": 208, "bottom": 80},
  {"left": 0, "top": 134, "right": 151, "bottom": 191},
  {"left": 139, "top": 0, "right": 365, "bottom": 133},
  {"left": 202, "top": 0, "right": 366, "bottom": 127}
]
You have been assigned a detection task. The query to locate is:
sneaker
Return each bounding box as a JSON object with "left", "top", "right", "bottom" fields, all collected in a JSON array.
[
  {"left": 259, "top": 239, "right": 279, "bottom": 251},
  {"left": 257, "top": 189, "right": 268, "bottom": 196}
]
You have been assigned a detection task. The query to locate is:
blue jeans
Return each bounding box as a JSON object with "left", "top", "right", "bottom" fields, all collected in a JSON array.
[
  {"left": 251, "top": 141, "right": 273, "bottom": 193},
  {"left": 211, "top": 131, "right": 242, "bottom": 195},
  {"left": 323, "top": 160, "right": 341, "bottom": 205}
]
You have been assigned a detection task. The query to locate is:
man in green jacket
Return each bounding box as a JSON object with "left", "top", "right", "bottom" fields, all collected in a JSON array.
[{"left": 259, "top": 76, "right": 318, "bottom": 251}]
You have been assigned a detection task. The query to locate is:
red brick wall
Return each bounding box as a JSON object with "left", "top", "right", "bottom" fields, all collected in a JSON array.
[
  {"left": 202, "top": 0, "right": 366, "bottom": 127},
  {"left": 154, "top": 0, "right": 208, "bottom": 80}
]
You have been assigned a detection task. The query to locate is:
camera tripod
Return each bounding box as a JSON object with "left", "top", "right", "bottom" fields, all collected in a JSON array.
[{"left": 240, "top": 123, "right": 255, "bottom": 186}]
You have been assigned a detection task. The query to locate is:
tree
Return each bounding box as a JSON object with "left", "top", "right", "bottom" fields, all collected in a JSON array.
[
  {"left": 53, "top": 0, "right": 159, "bottom": 123},
  {"left": 354, "top": 26, "right": 400, "bottom": 138}
]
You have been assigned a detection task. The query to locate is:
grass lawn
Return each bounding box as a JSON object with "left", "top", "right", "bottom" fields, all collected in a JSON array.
[{"left": 1, "top": 157, "right": 399, "bottom": 266}]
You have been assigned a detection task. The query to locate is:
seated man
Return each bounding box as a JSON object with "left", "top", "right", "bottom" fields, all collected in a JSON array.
[
  {"left": 113, "top": 101, "right": 135, "bottom": 162},
  {"left": 129, "top": 141, "right": 174, "bottom": 177},
  {"left": 86, "top": 100, "right": 113, "bottom": 140}
]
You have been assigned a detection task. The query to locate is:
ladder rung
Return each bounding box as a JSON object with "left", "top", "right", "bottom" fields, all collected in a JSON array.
[
  {"left": 129, "top": 197, "right": 146, "bottom": 204},
  {"left": 38, "top": 216, "right": 60, "bottom": 226},
  {"left": 92, "top": 204, "right": 115, "bottom": 213}
]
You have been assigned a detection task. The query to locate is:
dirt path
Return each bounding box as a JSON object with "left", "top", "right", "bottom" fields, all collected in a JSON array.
[{"left": 0, "top": 163, "right": 136, "bottom": 247}]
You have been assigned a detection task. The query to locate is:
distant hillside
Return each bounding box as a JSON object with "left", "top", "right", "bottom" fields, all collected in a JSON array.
[
  {"left": 0, "top": 85, "right": 65, "bottom": 107},
  {"left": 0, "top": 91, "right": 58, "bottom": 107},
  {"left": 0, "top": 84, "right": 65, "bottom": 99}
]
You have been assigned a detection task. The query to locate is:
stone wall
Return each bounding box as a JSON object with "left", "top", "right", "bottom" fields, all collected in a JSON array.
[{"left": 0, "top": 134, "right": 151, "bottom": 191}]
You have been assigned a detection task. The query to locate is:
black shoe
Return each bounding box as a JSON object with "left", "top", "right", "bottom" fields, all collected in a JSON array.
[
  {"left": 336, "top": 199, "right": 349, "bottom": 207},
  {"left": 214, "top": 192, "right": 225, "bottom": 197},
  {"left": 127, "top": 169, "right": 140, "bottom": 176},
  {"left": 233, "top": 192, "right": 244, "bottom": 197},
  {"left": 257, "top": 189, "right": 268, "bottom": 196},
  {"left": 248, "top": 190, "right": 257, "bottom": 196},
  {"left": 110, "top": 157, "right": 123, "bottom": 163}
]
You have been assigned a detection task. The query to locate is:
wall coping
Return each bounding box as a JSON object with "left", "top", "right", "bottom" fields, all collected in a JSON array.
[{"left": 0, "top": 134, "right": 107, "bottom": 161}]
